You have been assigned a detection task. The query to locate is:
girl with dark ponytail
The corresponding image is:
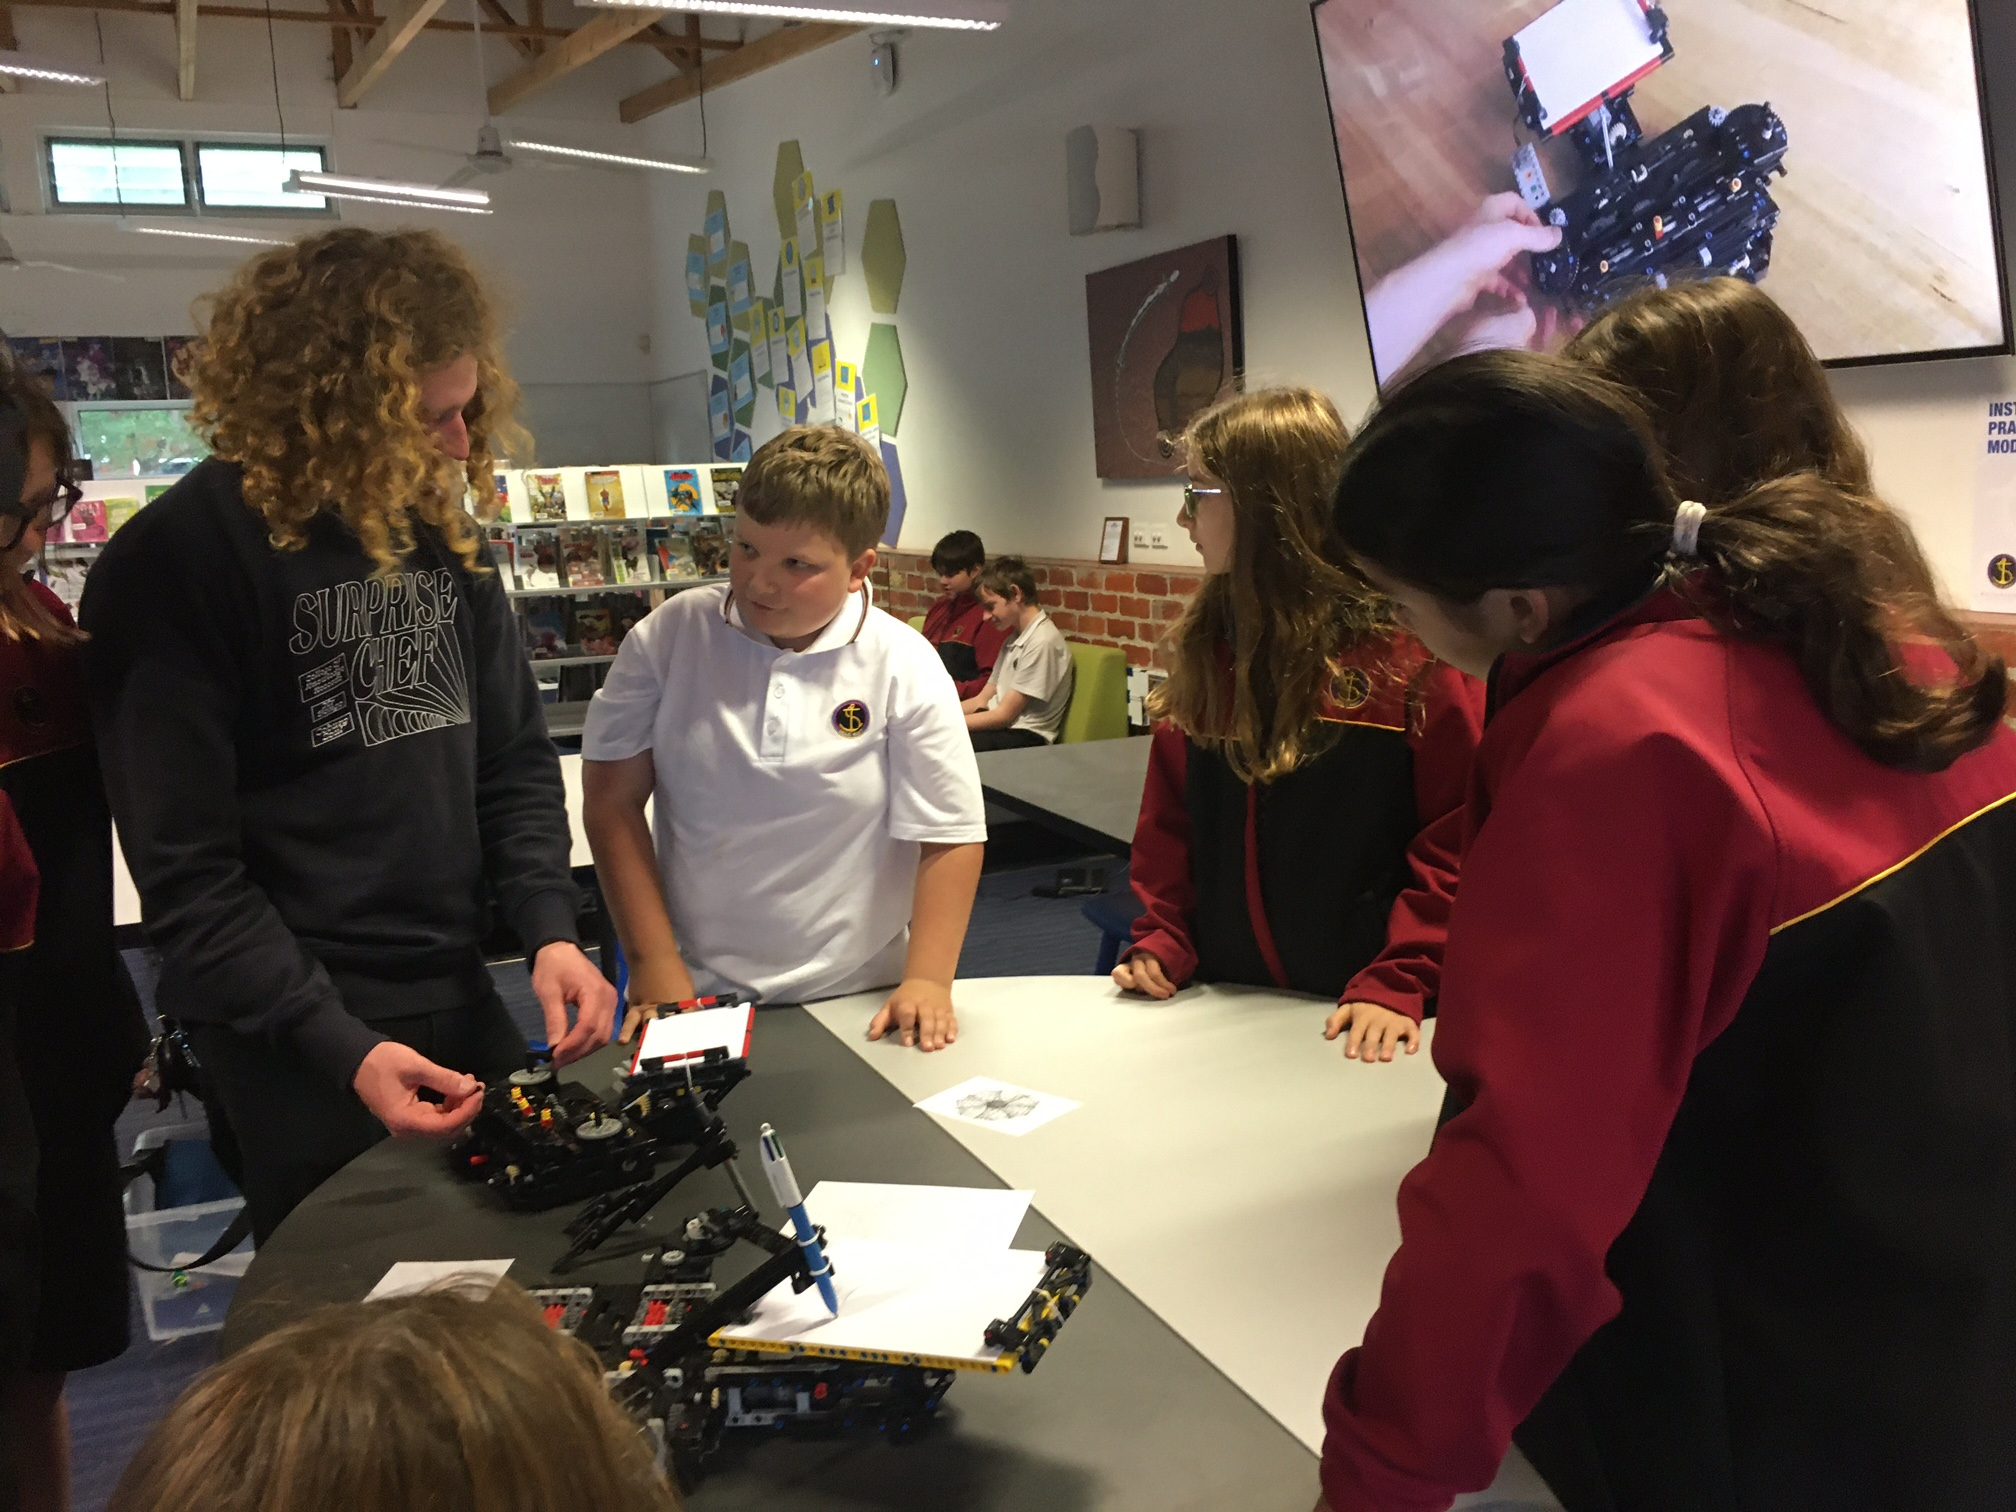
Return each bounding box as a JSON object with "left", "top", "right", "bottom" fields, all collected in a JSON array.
[{"left": 1314, "top": 348, "right": 2016, "bottom": 1512}]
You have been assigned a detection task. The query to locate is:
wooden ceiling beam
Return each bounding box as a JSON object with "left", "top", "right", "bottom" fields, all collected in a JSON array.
[
  {"left": 487, "top": 5, "right": 665, "bottom": 114},
  {"left": 329, "top": 0, "right": 354, "bottom": 94},
  {"left": 336, "top": 0, "right": 447, "bottom": 106},
  {"left": 476, "top": 0, "right": 536, "bottom": 61},
  {"left": 2, "top": 0, "right": 743, "bottom": 47},
  {"left": 621, "top": 20, "right": 856, "bottom": 124},
  {"left": 174, "top": 0, "right": 198, "bottom": 98}
]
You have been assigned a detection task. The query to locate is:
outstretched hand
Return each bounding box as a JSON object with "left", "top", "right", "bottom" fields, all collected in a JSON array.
[
  {"left": 353, "top": 1042, "right": 485, "bottom": 1139},
  {"left": 869, "top": 978, "right": 958, "bottom": 1051}
]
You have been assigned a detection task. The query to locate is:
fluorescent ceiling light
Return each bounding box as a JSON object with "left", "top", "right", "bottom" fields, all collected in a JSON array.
[
  {"left": 285, "top": 171, "right": 492, "bottom": 212},
  {"left": 587, "top": 0, "right": 1006, "bottom": 29},
  {"left": 0, "top": 49, "right": 108, "bottom": 86},
  {"left": 509, "top": 140, "right": 710, "bottom": 174},
  {"left": 124, "top": 225, "right": 288, "bottom": 247}
]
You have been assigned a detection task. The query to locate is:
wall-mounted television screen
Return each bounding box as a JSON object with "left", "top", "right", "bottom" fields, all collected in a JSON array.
[{"left": 1311, "top": 0, "right": 2009, "bottom": 385}]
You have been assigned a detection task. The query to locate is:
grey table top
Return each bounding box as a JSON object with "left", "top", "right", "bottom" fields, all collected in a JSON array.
[
  {"left": 976, "top": 736, "right": 1152, "bottom": 856},
  {"left": 225, "top": 1005, "right": 1318, "bottom": 1511}
]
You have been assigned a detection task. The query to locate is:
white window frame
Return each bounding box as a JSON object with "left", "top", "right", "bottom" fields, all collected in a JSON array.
[
  {"left": 43, "top": 136, "right": 193, "bottom": 215},
  {"left": 192, "top": 140, "right": 334, "bottom": 216},
  {"left": 41, "top": 133, "right": 338, "bottom": 220}
]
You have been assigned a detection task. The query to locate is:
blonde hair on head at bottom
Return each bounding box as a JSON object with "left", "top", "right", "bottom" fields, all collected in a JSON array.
[{"left": 107, "top": 1280, "right": 680, "bottom": 1512}]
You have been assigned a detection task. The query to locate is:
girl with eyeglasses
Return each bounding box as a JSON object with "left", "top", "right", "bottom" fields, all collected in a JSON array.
[
  {"left": 1115, "top": 387, "right": 1484, "bottom": 1064},
  {"left": 0, "top": 360, "right": 150, "bottom": 1512}
]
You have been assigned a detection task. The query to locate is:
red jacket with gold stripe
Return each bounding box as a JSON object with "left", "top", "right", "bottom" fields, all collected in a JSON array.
[
  {"left": 922, "top": 590, "right": 1009, "bottom": 700},
  {"left": 1320, "top": 589, "right": 2016, "bottom": 1512},
  {"left": 1124, "top": 633, "right": 1484, "bottom": 1015}
]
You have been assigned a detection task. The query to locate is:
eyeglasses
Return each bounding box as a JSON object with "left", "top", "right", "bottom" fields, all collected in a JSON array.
[
  {"left": 1178, "top": 484, "right": 1224, "bottom": 524},
  {"left": 0, "top": 477, "right": 83, "bottom": 552}
]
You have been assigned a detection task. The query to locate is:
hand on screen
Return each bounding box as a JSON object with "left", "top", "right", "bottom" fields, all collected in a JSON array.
[{"left": 1363, "top": 193, "right": 1564, "bottom": 378}]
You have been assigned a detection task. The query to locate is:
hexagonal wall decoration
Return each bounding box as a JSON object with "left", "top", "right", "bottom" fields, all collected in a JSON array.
[
  {"left": 862, "top": 199, "right": 906, "bottom": 315},
  {"left": 773, "top": 141, "right": 807, "bottom": 242},
  {"left": 862, "top": 322, "right": 907, "bottom": 436}
]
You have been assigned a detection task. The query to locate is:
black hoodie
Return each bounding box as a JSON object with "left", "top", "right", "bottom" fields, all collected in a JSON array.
[{"left": 80, "top": 458, "right": 578, "bottom": 1087}]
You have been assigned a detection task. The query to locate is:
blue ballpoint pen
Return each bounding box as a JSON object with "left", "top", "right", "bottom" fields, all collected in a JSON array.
[{"left": 757, "top": 1123, "right": 839, "bottom": 1315}]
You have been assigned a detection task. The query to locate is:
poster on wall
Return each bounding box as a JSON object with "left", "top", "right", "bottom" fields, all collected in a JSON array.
[
  {"left": 1084, "top": 236, "right": 1244, "bottom": 479},
  {"left": 1973, "top": 397, "right": 2016, "bottom": 613}
]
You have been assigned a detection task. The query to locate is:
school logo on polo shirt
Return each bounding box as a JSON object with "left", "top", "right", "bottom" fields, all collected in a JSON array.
[
  {"left": 1332, "top": 666, "right": 1372, "bottom": 711},
  {"left": 832, "top": 699, "right": 871, "bottom": 738}
]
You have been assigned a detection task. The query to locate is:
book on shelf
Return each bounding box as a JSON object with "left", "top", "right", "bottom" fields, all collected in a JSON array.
[
  {"left": 64, "top": 498, "right": 108, "bottom": 543},
  {"left": 662, "top": 467, "right": 705, "bottom": 516},
  {"left": 102, "top": 497, "right": 145, "bottom": 534},
  {"left": 517, "top": 528, "right": 562, "bottom": 590},
  {"left": 610, "top": 592, "right": 649, "bottom": 645},
  {"left": 686, "top": 517, "right": 729, "bottom": 578},
  {"left": 586, "top": 469, "right": 628, "bottom": 520},
  {"left": 560, "top": 526, "right": 608, "bottom": 587},
  {"left": 485, "top": 525, "right": 518, "bottom": 584},
  {"left": 571, "top": 603, "right": 617, "bottom": 657},
  {"left": 653, "top": 524, "right": 699, "bottom": 580},
  {"left": 609, "top": 524, "right": 648, "bottom": 585},
  {"left": 526, "top": 471, "right": 568, "bottom": 523},
  {"left": 522, "top": 599, "right": 568, "bottom": 660},
  {"left": 38, "top": 556, "right": 89, "bottom": 611},
  {"left": 706, "top": 465, "right": 743, "bottom": 514}
]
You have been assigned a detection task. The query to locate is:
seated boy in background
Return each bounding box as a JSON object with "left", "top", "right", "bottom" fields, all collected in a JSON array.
[
  {"left": 581, "top": 428, "right": 986, "bottom": 1052},
  {"left": 962, "top": 558, "right": 1075, "bottom": 752},
  {"left": 922, "top": 529, "right": 1006, "bottom": 698}
]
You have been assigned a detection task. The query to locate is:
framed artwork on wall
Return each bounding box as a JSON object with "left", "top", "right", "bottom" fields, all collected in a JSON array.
[{"left": 1084, "top": 235, "right": 1243, "bottom": 479}]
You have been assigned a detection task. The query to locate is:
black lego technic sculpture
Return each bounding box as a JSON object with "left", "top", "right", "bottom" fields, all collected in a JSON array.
[{"left": 1502, "top": 0, "right": 1789, "bottom": 311}]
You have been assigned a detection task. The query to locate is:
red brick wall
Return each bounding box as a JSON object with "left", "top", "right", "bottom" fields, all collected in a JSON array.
[{"left": 873, "top": 549, "right": 1201, "bottom": 668}]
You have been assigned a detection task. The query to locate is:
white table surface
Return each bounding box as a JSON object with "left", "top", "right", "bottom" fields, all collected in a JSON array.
[
  {"left": 805, "top": 975, "right": 1445, "bottom": 1454},
  {"left": 113, "top": 752, "right": 602, "bottom": 929}
]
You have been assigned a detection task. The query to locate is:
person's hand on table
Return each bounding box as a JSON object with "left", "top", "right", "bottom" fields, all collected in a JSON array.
[
  {"left": 869, "top": 978, "right": 957, "bottom": 1051},
  {"left": 1324, "top": 1000, "right": 1421, "bottom": 1063},
  {"left": 353, "top": 1043, "right": 485, "bottom": 1138},
  {"left": 531, "top": 941, "right": 618, "bottom": 1066},
  {"left": 1112, "top": 950, "right": 1178, "bottom": 1000}
]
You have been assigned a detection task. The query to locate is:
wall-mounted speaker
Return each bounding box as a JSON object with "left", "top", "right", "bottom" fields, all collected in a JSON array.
[{"left": 1066, "top": 125, "right": 1141, "bottom": 235}]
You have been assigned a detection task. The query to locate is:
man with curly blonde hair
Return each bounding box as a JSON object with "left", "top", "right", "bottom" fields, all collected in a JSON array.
[{"left": 81, "top": 228, "right": 614, "bottom": 1241}]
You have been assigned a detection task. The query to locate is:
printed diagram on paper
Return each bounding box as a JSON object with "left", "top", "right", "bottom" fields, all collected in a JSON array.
[{"left": 915, "top": 1077, "right": 1080, "bottom": 1137}]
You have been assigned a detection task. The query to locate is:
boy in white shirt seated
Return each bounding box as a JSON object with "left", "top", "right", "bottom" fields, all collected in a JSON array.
[
  {"left": 580, "top": 428, "right": 986, "bottom": 1052},
  {"left": 961, "top": 558, "right": 1076, "bottom": 751}
]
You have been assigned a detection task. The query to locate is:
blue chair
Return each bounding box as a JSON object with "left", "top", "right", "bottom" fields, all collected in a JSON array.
[{"left": 1080, "top": 889, "right": 1145, "bottom": 975}]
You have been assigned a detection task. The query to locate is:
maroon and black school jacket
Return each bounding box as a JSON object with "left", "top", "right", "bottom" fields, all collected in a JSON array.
[
  {"left": 0, "top": 580, "right": 147, "bottom": 1123},
  {"left": 1320, "top": 589, "right": 2016, "bottom": 1512},
  {"left": 1126, "top": 634, "right": 1484, "bottom": 1013},
  {"left": 922, "top": 590, "right": 1008, "bottom": 700}
]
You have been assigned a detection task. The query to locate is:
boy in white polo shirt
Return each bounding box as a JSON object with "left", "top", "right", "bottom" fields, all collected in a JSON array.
[
  {"left": 580, "top": 428, "right": 985, "bottom": 1051},
  {"left": 961, "top": 557, "right": 1075, "bottom": 751}
]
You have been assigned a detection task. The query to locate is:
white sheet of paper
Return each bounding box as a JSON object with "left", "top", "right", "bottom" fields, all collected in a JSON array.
[
  {"left": 366, "top": 1258, "right": 513, "bottom": 1301},
  {"left": 914, "top": 1077, "right": 1081, "bottom": 1137},
  {"left": 632, "top": 1003, "right": 753, "bottom": 1071},
  {"left": 1513, "top": 0, "right": 1663, "bottom": 132},
  {"left": 713, "top": 1237, "right": 1049, "bottom": 1363},
  {"left": 803, "top": 1181, "right": 1033, "bottom": 1252}
]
